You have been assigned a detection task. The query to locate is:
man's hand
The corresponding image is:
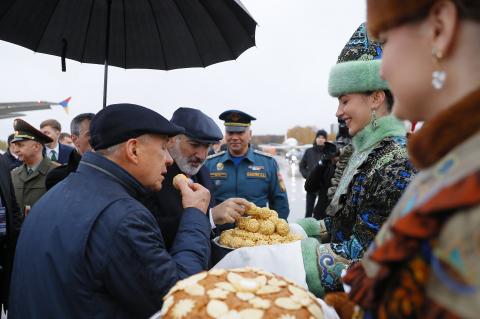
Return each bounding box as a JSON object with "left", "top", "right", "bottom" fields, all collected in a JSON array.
[
  {"left": 178, "top": 182, "right": 211, "bottom": 214},
  {"left": 211, "top": 198, "right": 251, "bottom": 225}
]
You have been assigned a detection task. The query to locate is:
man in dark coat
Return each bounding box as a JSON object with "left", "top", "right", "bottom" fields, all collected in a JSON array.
[
  {"left": 0, "top": 156, "right": 22, "bottom": 314},
  {"left": 45, "top": 113, "right": 95, "bottom": 190},
  {"left": 9, "top": 104, "right": 212, "bottom": 318},
  {"left": 304, "top": 141, "right": 339, "bottom": 220},
  {"left": 143, "top": 107, "right": 249, "bottom": 250},
  {"left": 1, "top": 134, "right": 22, "bottom": 171},
  {"left": 299, "top": 129, "right": 328, "bottom": 217}
]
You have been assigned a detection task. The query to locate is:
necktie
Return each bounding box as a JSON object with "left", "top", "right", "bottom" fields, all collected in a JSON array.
[
  {"left": 50, "top": 150, "right": 57, "bottom": 161},
  {"left": 27, "top": 168, "right": 34, "bottom": 175}
]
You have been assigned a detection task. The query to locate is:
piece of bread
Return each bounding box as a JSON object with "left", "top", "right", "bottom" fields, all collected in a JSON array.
[
  {"left": 173, "top": 173, "right": 189, "bottom": 190},
  {"left": 160, "top": 268, "right": 324, "bottom": 319}
]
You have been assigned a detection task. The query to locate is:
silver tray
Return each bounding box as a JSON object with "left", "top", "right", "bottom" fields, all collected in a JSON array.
[{"left": 212, "top": 236, "right": 235, "bottom": 250}]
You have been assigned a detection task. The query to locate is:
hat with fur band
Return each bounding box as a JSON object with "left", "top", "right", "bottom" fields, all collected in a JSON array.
[{"left": 328, "top": 23, "right": 389, "bottom": 97}]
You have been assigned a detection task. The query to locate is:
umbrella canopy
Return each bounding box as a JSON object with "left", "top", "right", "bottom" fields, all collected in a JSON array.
[{"left": 0, "top": 0, "right": 256, "bottom": 105}]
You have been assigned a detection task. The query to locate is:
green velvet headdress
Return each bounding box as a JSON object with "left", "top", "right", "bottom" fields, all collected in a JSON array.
[{"left": 328, "top": 23, "right": 389, "bottom": 97}]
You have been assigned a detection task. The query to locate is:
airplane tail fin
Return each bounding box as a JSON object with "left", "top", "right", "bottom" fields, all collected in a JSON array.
[{"left": 59, "top": 97, "right": 71, "bottom": 114}]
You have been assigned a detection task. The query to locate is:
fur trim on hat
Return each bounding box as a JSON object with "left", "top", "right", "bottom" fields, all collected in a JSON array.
[
  {"left": 367, "top": 0, "right": 434, "bottom": 39},
  {"left": 328, "top": 60, "right": 389, "bottom": 97}
]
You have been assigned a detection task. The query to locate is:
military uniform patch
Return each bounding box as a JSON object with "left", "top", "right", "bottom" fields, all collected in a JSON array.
[
  {"left": 246, "top": 172, "right": 266, "bottom": 178},
  {"left": 210, "top": 172, "right": 227, "bottom": 179}
]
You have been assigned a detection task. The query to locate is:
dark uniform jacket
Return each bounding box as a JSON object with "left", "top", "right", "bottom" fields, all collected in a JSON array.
[
  {"left": 10, "top": 156, "right": 58, "bottom": 215},
  {"left": 0, "top": 156, "right": 22, "bottom": 311},
  {"left": 9, "top": 152, "right": 211, "bottom": 318},
  {"left": 142, "top": 163, "right": 214, "bottom": 250},
  {"left": 205, "top": 147, "right": 289, "bottom": 219}
]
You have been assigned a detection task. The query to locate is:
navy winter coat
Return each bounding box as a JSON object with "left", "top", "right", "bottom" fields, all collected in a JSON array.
[{"left": 9, "top": 152, "right": 211, "bottom": 318}]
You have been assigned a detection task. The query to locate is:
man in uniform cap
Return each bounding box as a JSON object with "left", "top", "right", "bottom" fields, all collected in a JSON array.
[
  {"left": 9, "top": 104, "right": 212, "bottom": 318},
  {"left": 143, "top": 107, "right": 250, "bottom": 250},
  {"left": 205, "top": 110, "right": 290, "bottom": 223},
  {"left": 10, "top": 119, "right": 58, "bottom": 216},
  {"left": 1, "top": 133, "right": 22, "bottom": 171}
]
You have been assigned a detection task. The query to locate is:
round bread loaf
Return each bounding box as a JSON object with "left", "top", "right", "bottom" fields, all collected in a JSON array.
[{"left": 159, "top": 268, "right": 324, "bottom": 319}]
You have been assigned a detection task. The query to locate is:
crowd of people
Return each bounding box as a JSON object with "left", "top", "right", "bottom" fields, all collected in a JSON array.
[{"left": 0, "top": 0, "right": 478, "bottom": 318}]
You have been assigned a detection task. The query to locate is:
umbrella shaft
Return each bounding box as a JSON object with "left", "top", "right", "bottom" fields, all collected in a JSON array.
[
  {"left": 102, "top": 0, "right": 113, "bottom": 109},
  {"left": 103, "top": 62, "right": 108, "bottom": 109}
]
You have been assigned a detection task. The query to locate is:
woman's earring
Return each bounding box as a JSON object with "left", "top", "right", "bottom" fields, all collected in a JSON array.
[
  {"left": 371, "top": 110, "right": 378, "bottom": 130},
  {"left": 432, "top": 48, "right": 446, "bottom": 90}
]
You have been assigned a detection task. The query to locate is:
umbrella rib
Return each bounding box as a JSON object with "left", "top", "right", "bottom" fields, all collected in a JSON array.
[
  {"left": 122, "top": 0, "right": 127, "bottom": 68},
  {"left": 33, "top": 0, "right": 63, "bottom": 52},
  {"left": 197, "top": 0, "right": 235, "bottom": 59},
  {"left": 80, "top": 0, "right": 96, "bottom": 62},
  {"left": 145, "top": 0, "right": 168, "bottom": 69},
  {"left": 171, "top": 0, "right": 205, "bottom": 67}
]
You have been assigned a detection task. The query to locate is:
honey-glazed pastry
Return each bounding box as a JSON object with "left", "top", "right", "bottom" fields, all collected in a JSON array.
[
  {"left": 258, "top": 220, "right": 275, "bottom": 235},
  {"left": 160, "top": 268, "right": 324, "bottom": 318},
  {"left": 236, "top": 217, "right": 249, "bottom": 230},
  {"left": 257, "top": 207, "right": 273, "bottom": 220},
  {"left": 245, "top": 218, "right": 260, "bottom": 233},
  {"left": 275, "top": 219, "right": 290, "bottom": 236}
]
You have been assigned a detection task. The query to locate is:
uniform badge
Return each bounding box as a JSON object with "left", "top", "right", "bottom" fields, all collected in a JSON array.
[
  {"left": 248, "top": 165, "right": 264, "bottom": 171},
  {"left": 216, "top": 162, "right": 224, "bottom": 170},
  {"left": 231, "top": 113, "right": 240, "bottom": 122}
]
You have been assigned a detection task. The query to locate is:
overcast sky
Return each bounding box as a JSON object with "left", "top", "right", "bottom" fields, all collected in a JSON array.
[{"left": 0, "top": 0, "right": 366, "bottom": 140}]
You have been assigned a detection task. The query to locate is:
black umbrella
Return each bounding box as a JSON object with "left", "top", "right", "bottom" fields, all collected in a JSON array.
[{"left": 0, "top": 0, "right": 256, "bottom": 107}]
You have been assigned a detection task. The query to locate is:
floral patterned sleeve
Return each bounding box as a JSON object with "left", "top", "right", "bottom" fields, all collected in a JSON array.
[{"left": 331, "top": 158, "right": 416, "bottom": 260}]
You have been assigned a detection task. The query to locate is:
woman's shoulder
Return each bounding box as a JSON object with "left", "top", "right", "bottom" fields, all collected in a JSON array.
[{"left": 363, "top": 135, "right": 413, "bottom": 173}]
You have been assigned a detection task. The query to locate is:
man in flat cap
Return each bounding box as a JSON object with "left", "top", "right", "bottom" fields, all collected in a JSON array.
[
  {"left": 10, "top": 119, "right": 58, "bottom": 216},
  {"left": 143, "top": 107, "right": 250, "bottom": 250},
  {"left": 9, "top": 104, "right": 212, "bottom": 318},
  {"left": 205, "top": 110, "right": 290, "bottom": 224}
]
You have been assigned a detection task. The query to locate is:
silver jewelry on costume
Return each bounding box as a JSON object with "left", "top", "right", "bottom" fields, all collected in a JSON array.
[
  {"left": 432, "top": 48, "right": 446, "bottom": 90},
  {"left": 371, "top": 110, "right": 378, "bottom": 130}
]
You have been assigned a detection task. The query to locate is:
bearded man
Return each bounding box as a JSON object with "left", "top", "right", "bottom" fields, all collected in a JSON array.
[{"left": 143, "top": 107, "right": 249, "bottom": 250}]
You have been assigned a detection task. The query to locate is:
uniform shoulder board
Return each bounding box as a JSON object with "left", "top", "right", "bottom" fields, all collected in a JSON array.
[
  {"left": 254, "top": 150, "right": 274, "bottom": 158},
  {"left": 11, "top": 165, "right": 23, "bottom": 175},
  {"left": 207, "top": 150, "right": 226, "bottom": 160}
]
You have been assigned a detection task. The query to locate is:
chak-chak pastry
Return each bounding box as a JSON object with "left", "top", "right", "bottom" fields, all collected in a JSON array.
[
  {"left": 275, "top": 219, "right": 290, "bottom": 236},
  {"left": 217, "top": 203, "right": 302, "bottom": 249},
  {"left": 258, "top": 220, "right": 275, "bottom": 235}
]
